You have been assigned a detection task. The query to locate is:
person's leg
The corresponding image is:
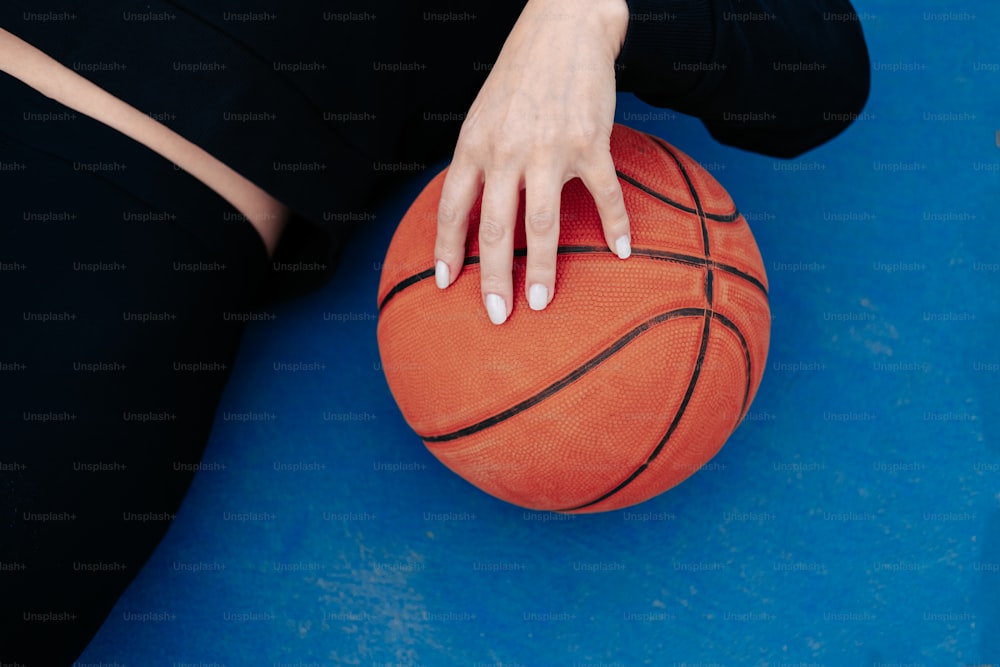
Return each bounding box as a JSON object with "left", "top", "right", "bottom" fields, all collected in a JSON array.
[{"left": 0, "top": 130, "right": 269, "bottom": 664}]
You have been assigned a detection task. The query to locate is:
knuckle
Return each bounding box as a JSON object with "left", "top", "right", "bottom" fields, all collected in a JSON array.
[
  {"left": 491, "top": 138, "right": 519, "bottom": 165},
  {"left": 593, "top": 179, "right": 623, "bottom": 205},
  {"left": 533, "top": 131, "right": 560, "bottom": 153},
  {"left": 456, "top": 132, "right": 486, "bottom": 158},
  {"left": 437, "top": 198, "right": 462, "bottom": 227},
  {"left": 455, "top": 123, "right": 486, "bottom": 156},
  {"left": 570, "top": 123, "right": 601, "bottom": 151},
  {"left": 478, "top": 217, "right": 507, "bottom": 245},
  {"left": 526, "top": 209, "right": 557, "bottom": 235}
]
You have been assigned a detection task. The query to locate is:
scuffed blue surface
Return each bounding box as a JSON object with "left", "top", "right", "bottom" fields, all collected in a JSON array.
[{"left": 82, "top": 2, "right": 999, "bottom": 665}]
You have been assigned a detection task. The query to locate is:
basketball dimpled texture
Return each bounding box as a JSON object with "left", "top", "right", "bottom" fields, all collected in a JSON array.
[{"left": 376, "top": 124, "right": 770, "bottom": 513}]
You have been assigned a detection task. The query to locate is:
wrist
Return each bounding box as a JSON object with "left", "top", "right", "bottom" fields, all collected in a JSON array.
[
  {"left": 599, "top": 0, "right": 630, "bottom": 54},
  {"left": 524, "top": 0, "right": 629, "bottom": 57}
]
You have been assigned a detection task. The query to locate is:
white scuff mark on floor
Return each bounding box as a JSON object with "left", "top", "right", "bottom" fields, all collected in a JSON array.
[{"left": 849, "top": 297, "right": 898, "bottom": 356}]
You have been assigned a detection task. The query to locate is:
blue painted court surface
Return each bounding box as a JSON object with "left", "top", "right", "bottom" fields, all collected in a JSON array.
[{"left": 81, "top": 3, "right": 998, "bottom": 665}]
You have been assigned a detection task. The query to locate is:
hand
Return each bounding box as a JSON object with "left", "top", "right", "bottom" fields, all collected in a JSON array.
[{"left": 434, "top": 0, "right": 631, "bottom": 325}]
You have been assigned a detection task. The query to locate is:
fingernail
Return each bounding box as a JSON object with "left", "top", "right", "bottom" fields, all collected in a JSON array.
[
  {"left": 486, "top": 293, "right": 507, "bottom": 325},
  {"left": 435, "top": 260, "right": 449, "bottom": 289},
  {"left": 528, "top": 284, "right": 548, "bottom": 311},
  {"left": 615, "top": 235, "right": 631, "bottom": 260}
]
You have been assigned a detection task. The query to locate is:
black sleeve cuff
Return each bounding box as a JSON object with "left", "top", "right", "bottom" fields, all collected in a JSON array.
[
  {"left": 614, "top": 0, "right": 872, "bottom": 157},
  {"left": 615, "top": 0, "right": 714, "bottom": 100}
]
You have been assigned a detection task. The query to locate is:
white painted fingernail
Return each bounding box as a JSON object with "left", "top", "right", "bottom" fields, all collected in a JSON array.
[
  {"left": 486, "top": 293, "right": 507, "bottom": 325},
  {"left": 528, "top": 284, "right": 548, "bottom": 311},
  {"left": 615, "top": 235, "right": 631, "bottom": 260},
  {"left": 435, "top": 260, "right": 449, "bottom": 289}
]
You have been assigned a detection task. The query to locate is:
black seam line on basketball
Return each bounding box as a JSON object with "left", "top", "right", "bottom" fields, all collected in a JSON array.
[
  {"left": 377, "top": 246, "right": 767, "bottom": 312},
  {"left": 560, "top": 246, "right": 767, "bottom": 298},
  {"left": 560, "top": 307, "right": 714, "bottom": 512},
  {"left": 379, "top": 267, "right": 436, "bottom": 311},
  {"left": 615, "top": 170, "right": 740, "bottom": 223},
  {"left": 656, "top": 137, "right": 716, "bottom": 313},
  {"left": 650, "top": 136, "right": 712, "bottom": 261},
  {"left": 708, "top": 259, "right": 767, "bottom": 299},
  {"left": 562, "top": 135, "right": 717, "bottom": 512},
  {"left": 712, "top": 312, "right": 753, "bottom": 418},
  {"left": 420, "top": 308, "right": 706, "bottom": 444}
]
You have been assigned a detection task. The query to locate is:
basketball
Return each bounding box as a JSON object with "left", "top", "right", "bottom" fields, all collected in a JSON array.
[{"left": 376, "top": 124, "right": 770, "bottom": 514}]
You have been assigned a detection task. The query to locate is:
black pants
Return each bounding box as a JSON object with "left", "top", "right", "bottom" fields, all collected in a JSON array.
[{"left": 0, "top": 122, "right": 270, "bottom": 663}]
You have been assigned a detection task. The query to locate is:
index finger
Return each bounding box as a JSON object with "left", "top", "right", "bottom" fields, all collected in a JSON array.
[{"left": 434, "top": 159, "right": 483, "bottom": 289}]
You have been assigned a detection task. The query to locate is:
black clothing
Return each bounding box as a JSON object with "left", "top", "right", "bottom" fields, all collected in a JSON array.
[
  {"left": 0, "top": 1, "right": 870, "bottom": 663},
  {"left": 1, "top": 0, "right": 870, "bottom": 287},
  {"left": 1, "top": 116, "right": 269, "bottom": 662},
  {"left": 618, "top": 0, "right": 871, "bottom": 156}
]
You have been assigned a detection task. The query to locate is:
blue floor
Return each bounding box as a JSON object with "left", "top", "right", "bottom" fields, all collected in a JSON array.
[{"left": 81, "top": 2, "right": 999, "bottom": 665}]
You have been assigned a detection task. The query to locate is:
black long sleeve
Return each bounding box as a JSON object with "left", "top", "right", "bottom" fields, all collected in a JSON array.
[{"left": 615, "top": 0, "right": 872, "bottom": 157}]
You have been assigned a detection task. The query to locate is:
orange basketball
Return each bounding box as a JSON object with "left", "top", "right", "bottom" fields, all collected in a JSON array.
[{"left": 376, "top": 124, "right": 770, "bottom": 513}]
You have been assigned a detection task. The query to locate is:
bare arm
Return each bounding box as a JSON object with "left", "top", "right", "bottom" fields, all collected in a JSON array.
[{"left": 0, "top": 27, "right": 289, "bottom": 255}]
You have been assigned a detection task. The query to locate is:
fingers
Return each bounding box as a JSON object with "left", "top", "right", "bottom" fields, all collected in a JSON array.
[
  {"left": 435, "top": 152, "right": 629, "bottom": 327},
  {"left": 523, "top": 170, "right": 562, "bottom": 312},
  {"left": 579, "top": 150, "right": 631, "bottom": 260},
  {"left": 435, "top": 159, "right": 482, "bottom": 290},
  {"left": 477, "top": 174, "right": 520, "bottom": 325}
]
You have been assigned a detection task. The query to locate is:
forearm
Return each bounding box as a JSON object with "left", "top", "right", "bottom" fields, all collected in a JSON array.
[
  {"left": 0, "top": 27, "right": 289, "bottom": 254},
  {"left": 615, "top": 0, "right": 872, "bottom": 157}
]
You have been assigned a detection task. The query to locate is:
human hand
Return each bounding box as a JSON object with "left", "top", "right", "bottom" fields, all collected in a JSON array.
[{"left": 433, "top": 0, "right": 631, "bottom": 325}]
